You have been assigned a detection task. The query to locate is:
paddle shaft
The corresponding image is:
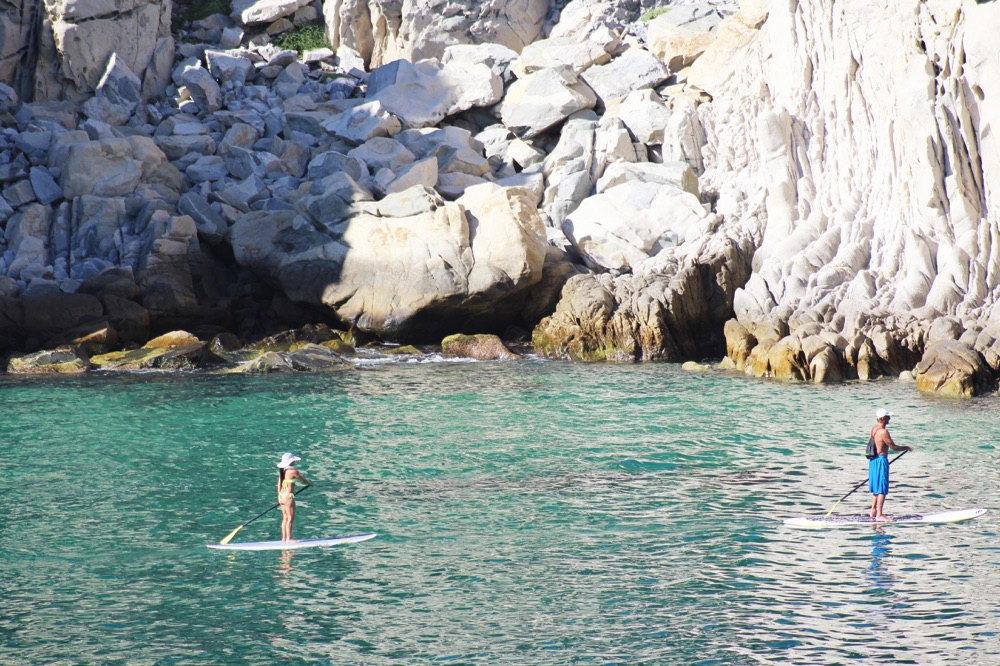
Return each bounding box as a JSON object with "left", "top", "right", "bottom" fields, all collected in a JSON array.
[
  {"left": 219, "top": 484, "right": 310, "bottom": 544},
  {"left": 824, "top": 449, "right": 909, "bottom": 517}
]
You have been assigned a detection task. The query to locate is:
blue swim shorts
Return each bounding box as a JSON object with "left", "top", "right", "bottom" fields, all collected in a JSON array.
[{"left": 869, "top": 454, "right": 889, "bottom": 495}]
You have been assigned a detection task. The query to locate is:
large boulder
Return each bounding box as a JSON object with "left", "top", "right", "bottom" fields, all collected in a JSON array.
[
  {"left": 562, "top": 181, "right": 714, "bottom": 272},
  {"left": 509, "top": 36, "right": 611, "bottom": 78},
  {"left": 367, "top": 58, "right": 502, "bottom": 129},
  {"left": 580, "top": 48, "right": 671, "bottom": 106},
  {"left": 913, "top": 340, "right": 995, "bottom": 398},
  {"left": 442, "top": 333, "right": 521, "bottom": 360},
  {"left": 230, "top": 184, "right": 547, "bottom": 340},
  {"left": 499, "top": 66, "right": 597, "bottom": 139},
  {"left": 645, "top": 5, "right": 724, "bottom": 71},
  {"left": 7, "top": 348, "right": 90, "bottom": 374}
]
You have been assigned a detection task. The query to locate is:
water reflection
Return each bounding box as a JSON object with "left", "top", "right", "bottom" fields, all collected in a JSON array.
[
  {"left": 865, "top": 529, "right": 894, "bottom": 591},
  {"left": 277, "top": 549, "right": 295, "bottom": 577}
]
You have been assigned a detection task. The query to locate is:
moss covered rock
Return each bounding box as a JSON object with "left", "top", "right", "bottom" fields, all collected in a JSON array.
[{"left": 442, "top": 334, "right": 520, "bottom": 361}]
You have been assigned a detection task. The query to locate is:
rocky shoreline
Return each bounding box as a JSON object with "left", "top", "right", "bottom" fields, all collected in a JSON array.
[{"left": 1, "top": 0, "right": 999, "bottom": 396}]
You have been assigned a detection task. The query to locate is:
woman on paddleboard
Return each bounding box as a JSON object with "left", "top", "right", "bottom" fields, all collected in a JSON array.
[
  {"left": 277, "top": 452, "right": 312, "bottom": 542},
  {"left": 868, "top": 408, "right": 912, "bottom": 522}
]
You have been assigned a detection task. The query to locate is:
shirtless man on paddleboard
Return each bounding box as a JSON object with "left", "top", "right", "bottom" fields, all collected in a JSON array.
[{"left": 868, "top": 408, "right": 913, "bottom": 521}]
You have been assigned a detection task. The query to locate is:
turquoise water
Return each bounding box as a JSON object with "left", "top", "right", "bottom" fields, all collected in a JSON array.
[{"left": 2, "top": 361, "right": 999, "bottom": 664}]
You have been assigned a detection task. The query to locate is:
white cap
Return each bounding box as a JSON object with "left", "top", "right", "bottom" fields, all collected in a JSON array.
[
  {"left": 875, "top": 408, "right": 893, "bottom": 419},
  {"left": 277, "top": 452, "right": 301, "bottom": 468}
]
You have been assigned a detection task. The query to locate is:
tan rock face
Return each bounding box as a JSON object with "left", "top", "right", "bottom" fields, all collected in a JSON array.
[
  {"left": 533, "top": 227, "right": 755, "bottom": 362},
  {"left": 914, "top": 340, "right": 996, "bottom": 398}
]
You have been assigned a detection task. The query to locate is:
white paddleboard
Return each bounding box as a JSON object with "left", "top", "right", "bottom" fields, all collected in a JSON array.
[
  {"left": 208, "top": 532, "right": 377, "bottom": 550},
  {"left": 783, "top": 508, "right": 987, "bottom": 529}
]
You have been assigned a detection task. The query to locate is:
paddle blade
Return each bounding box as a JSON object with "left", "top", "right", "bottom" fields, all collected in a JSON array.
[{"left": 219, "top": 525, "right": 244, "bottom": 545}]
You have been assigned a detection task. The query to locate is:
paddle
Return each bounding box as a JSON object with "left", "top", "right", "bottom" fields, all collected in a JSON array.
[
  {"left": 218, "top": 484, "right": 310, "bottom": 545},
  {"left": 824, "top": 449, "right": 909, "bottom": 517}
]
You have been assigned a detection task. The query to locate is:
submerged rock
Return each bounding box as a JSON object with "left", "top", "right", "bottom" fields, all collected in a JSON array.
[
  {"left": 441, "top": 334, "right": 520, "bottom": 361},
  {"left": 7, "top": 348, "right": 90, "bottom": 374}
]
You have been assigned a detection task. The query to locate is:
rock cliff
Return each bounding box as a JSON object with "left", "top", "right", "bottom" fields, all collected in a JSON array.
[{"left": 2, "top": 0, "right": 999, "bottom": 395}]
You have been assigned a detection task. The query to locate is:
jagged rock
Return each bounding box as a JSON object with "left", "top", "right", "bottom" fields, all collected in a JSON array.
[
  {"left": 396, "top": 126, "right": 490, "bottom": 178},
  {"left": 562, "top": 181, "right": 713, "bottom": 272},
  {"left": 180, "top": 66, "right": 224, "bottom": 113},
  {"left": 235, "top": 0, "right": 313, "bottom": 25},
  {"left": 347, "top": 137, "right": 415, "bottom": 172},
  {"left": 541, "top": 114, "right": 644, "bottom": 227},
  {"left": 186, "top": 156, "right": 229, "bottom": 182},
  {"left": 92, "top": 341, "right": 223, "bottom": 370},
  {"left": 606, "top": 89, "right": 672, "bottom": 145},
  {"left": 60, "top": 138, "right": 141, "bottom": 199},
  {"left": 178, "top": 193, "right": 229, "bottom": 245},
  {"left": 510, "top": 37, "right": 611, "bottom": 78},
  {"left": 0, "top": 83, "right": 18, "bottom": 114},
  {"left": 914, "top": 340, "right": 995, "bottom": 398},
  {"left": 3, "top": 180, "right": 35, "bottom": 207},
  {"left": 500, "top": 66, "right": 598, "bottom": 139},
  {"left": 29, "top": 167, "right": 63, "bottom": 205},
  {"left": 231, "top": 343, "right": 352, "bottom": 372},
  {"left": 221, "top": 27, "right": 245, "bottom": 49},
  {"left": 441, "top": 44, "right": 518, "bottom": 81},
  {"left": 534, "top": 227, "right": 754, "bottom": 362},
  {"left": 321, "top": 101, "right": 402, "bottom": 144},
  {"left": 383, "top": 158, "right": 438, "bottom": 195},
  {"left": 40, "top": 0, "right": 170, "bottom": 101},
  {"left": 83, "top": 54, "right": 143, "bottom": 126},
  {"left": 4, "top": 204, "right": 52, "bottom": 279},
  {"left": 724, "top": 318, "right": 756, "bottom": 370},
  {"left": 7, "top": 348, "right": 90, "bottom": 374},
  {"left": 15, "top": 102, "right": 78, "bottom": 130},
  {"left": 145, "top": 330, "right": 201, "bottom": 349},
  {"left": 442, "top": 333, "right": 521, "bottom": 360},
  {"left": 307, "top": 150, "right": 368, "bottom": 182},
  {"left": 595, "top": 161, "right": 700, "bottom": 198},
  {"left": 645, "top": 7, "right": 722, "bottom": 71},
  {"left": 136, "top": 213, "right": 200, "bottom": 315},
  {"left": 368, "top": 58, "right": 502, "bottom": 129},
  {"left": 580, "top": 48, "right": 671, "bottom": 106},
  {"left": 206, "top": 50, "right": 255, "bottom": 86},
  {"left": 707, "top": 1, "right": 1000, "bottom": 375}
]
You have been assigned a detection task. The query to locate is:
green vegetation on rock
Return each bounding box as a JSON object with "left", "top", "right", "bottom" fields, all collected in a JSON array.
[
  {"left": 273, "top": 22, "right": 329, "bottom": 54},
  {"left": 640, "top": 7, "right": 671, "bottom": 22}
]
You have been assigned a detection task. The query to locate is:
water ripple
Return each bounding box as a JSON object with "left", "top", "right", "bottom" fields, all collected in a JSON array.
[{"left": 1, "top": 364, "right": 998, "bottom": 664}]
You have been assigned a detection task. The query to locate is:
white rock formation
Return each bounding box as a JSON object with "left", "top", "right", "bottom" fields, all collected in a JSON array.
[
  {"left": 322, "top": 0, "right": 549, "bottom": 69},
  {"left": 563, "top": 181, "right": 713, "bottom": 272},
  {"left": 229, "top": 185, "right": 548, "bottom": 338},
  {"left": 689, "top": 1, "right": 1000, "bottom": 330},
  {"left": 499, "top": 66, "right": 598, "bottom": 139},
  {"left": 367, "top": 58, "right": 502, "bottom": 129}
]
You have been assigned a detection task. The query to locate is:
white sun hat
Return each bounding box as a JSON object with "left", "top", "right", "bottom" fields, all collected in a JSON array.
[
  {"left": 875, "top": 408, "right": 893, "bottom": 419},
  {"left": 277, "top": 452, "right": 301, "bottom": 468}
]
